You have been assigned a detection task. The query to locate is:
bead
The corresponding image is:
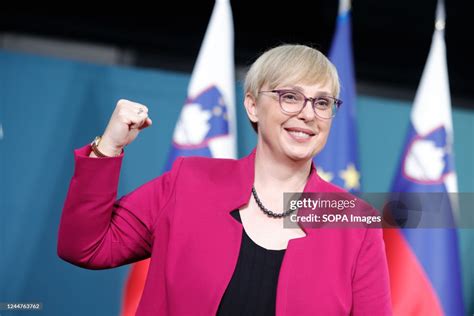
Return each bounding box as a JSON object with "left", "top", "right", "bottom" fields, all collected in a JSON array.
[{"left": 252, "top": 186, "right": 296, "bottom": 219}]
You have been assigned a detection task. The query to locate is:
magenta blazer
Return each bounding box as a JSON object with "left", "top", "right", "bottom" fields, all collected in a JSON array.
[{"left": 58, "top": 145, "right": 392, "bottom": 315}]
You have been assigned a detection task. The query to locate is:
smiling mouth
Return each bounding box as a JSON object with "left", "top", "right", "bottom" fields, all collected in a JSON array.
[
  {"left": 284, "top": 127, "right": 316, "bottom": 138},
  {"left": 284, "top": 128, "right": 316, "bottom": 142}
]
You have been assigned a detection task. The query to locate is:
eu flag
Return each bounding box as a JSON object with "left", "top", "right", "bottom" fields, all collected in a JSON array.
[{"left": 314, "top": 4, "right": 360, "bottom": 192}]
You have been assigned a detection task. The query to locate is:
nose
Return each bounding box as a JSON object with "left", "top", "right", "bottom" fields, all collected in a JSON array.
[{"left": 297, "top": 99, "right": 316, "bottom": 121}]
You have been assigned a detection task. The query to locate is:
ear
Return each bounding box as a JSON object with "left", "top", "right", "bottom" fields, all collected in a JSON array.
[{"left": 244, "top": 92, "right": 259, "bottom": 124}]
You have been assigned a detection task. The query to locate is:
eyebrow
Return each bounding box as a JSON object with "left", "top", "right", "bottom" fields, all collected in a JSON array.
[{"left": 280, "top": 85, "right": 333, "bottom": 96}]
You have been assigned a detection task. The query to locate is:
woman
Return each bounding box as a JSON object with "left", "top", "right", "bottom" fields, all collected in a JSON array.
[{"left": 58, "top": 44, "right": 391, "bottom": 315}]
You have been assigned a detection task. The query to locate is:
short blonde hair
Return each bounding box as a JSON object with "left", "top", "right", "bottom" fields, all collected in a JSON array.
[{"left": 244, "top": 44, "right": 340, "bottom": 132}]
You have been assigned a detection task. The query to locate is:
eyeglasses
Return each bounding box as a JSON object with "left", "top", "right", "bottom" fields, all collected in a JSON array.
[{"left": 259, "top": 89, "right": 342, "bottom": 119}]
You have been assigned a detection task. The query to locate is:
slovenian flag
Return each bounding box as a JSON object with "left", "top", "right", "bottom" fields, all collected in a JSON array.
[
  {"left": 120, "top": 1, "right": 236, "bottom": 315},
  {"left": 383, "top": 3, "right": 465, "bottom": 315},
  {"left": 314, "top": 0, "right": 361, "bottom": 192}
]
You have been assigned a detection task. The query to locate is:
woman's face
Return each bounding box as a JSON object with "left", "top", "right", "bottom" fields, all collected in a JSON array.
[{"left": 245, "top": 81, "right": 334, "bottom": 162}]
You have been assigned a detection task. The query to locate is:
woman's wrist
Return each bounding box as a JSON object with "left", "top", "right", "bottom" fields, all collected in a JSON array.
[
  {"left": 98, "top": 138, "right": 123, "bottom": 157},
  {"left": 90, "top": 136, "right": 124, "bottom": 157}
]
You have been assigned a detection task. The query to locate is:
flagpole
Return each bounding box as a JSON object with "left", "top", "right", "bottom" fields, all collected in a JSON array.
[
  {"left": 435, "top": 0, "right": 445, "bottom": 31},
  {"left": 338, "top": 0, "right": 351, "bottom": 15}
]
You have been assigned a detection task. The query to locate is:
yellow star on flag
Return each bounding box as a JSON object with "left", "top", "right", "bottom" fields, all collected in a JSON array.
[
  {"left": 317, "top": 167, "right": 334, "bottom": 183},
  {"left": 339, "top": 163, "right": 361, "bottom": 190}
]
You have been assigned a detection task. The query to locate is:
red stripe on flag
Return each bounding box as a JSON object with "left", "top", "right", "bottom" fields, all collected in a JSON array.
[
  {"left": 383, "top": 228, "right": 444, "bottom": 315},
  {"left": 120, "top": 259, "right": 150, "bottom": 316}
]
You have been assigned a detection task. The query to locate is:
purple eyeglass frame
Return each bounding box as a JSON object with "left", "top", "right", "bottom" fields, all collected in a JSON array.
[{"left": 259, "top": 89, "right": 342, "bottom": 119}]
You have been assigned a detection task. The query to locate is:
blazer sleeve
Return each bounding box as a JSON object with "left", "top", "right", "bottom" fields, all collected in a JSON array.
[
  {"left": 351, "top": 228, "right": 392, "bottom": 316},
  {"left": 57, "top": 144, "right": 183, "bottom": 270}
]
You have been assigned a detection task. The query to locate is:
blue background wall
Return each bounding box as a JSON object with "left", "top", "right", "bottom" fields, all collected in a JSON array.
[{"left": 1, "top": 51, "right": 473, "bottom": 315}]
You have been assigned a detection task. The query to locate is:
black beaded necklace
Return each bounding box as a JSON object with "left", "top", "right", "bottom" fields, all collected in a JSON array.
[{"left": 251, "top": 186, "right": 297, "bottom": 218}]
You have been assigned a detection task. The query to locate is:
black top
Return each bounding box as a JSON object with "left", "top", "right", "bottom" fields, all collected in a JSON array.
[{"left": 216, "top": 210, "right": 286, "bottom": 316}]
